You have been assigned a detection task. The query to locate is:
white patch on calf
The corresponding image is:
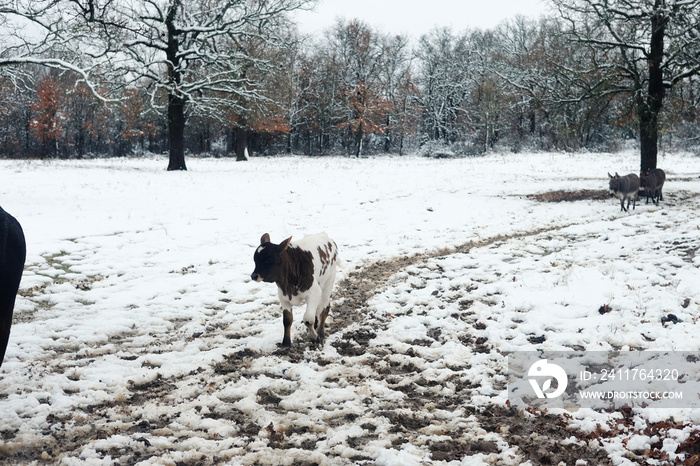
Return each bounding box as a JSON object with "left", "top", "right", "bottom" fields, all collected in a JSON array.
[{"left": 292, "top": 233, "right": 338, "bottom": 341}]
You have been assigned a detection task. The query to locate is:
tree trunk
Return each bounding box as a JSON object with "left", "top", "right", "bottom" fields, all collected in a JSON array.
[
  {"left": 167, "top": 94, "right": 187, "bottom": 171},
  {"left": 355, "top": 126, "right": 363, "bottom": 157},
  {"left": 165, "top": 0, "right": 187, "bottom": 171},
  {"left": 384, "top": 115, "right": 392, "bottom": 153},
  {"left": 639, "top": 106, "right": 658, "bottom": 173},
  {"left": 640, "top": 0, "right": 666, "bottom": 173},
  {"left": 235, "top": 125, "right": 249, "bottom": 161}
]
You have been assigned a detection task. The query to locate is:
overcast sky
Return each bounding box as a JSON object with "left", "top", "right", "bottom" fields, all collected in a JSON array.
[{"left": 294, "top": 0, "right": 552, "bottom": 38}]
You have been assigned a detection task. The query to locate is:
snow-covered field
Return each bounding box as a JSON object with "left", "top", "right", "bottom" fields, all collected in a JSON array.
[{"left": 0, "top": 151, "right": 699, "bottom": 465}]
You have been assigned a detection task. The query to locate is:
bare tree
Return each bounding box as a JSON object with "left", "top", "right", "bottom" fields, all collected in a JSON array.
[
  {"left": 87, "top": 0, "right": 315, "bottom": 170},
  {"left": 325, "top": 19, "right": 389, "bottom": 157},
  {"left": 494, "top": 16, "right": 619, "bottom": 151},
  {"left": 551, "top": 0, "right": 700, "bottom": 171},
  {"left": 415, "top": 28, "right": 471, "bottom": 144},
  {"left": 377, "top": 33, "right": 416, "bottom": 155},
  {"left": 2, "top": 0, "right": 315, "bottom": 169},
  {"left": 0, "top": 1, "right": 112, "bottom": 99}
]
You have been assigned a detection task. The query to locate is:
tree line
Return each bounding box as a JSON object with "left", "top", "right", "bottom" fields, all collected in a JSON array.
[{"left": 1, "top": 1, "right": 699, "bottom": 170}]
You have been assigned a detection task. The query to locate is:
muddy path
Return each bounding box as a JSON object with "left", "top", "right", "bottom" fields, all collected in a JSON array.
[{"left": 325, "top": 222, "right": 613, "bottom": 465}]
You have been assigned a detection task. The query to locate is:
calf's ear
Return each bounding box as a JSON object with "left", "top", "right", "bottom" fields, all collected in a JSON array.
[
  {"left": 261, "top": 233, "right": 271, "bottom": 245},
  {"left": 280, "top": 236, "right": 292, "bottom": 251}
]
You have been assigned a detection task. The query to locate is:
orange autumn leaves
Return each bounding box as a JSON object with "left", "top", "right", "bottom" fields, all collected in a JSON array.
[{"left": 30, "top": 77, "right": 63, "bottom": 147}]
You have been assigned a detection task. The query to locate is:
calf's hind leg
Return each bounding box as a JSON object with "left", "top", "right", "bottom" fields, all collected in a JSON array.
[
  {"left": 315, "top": 305, "right": 330, "bottom": 344},
  {"left": 303, "top": 285, "right": 322, "bottom": 342},
  {"left": 314, "top": 267, "right": 336, "bottom": 345}
]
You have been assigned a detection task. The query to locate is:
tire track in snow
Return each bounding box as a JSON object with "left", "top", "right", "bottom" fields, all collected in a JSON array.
[
  {"left": 330, "top": 221, "right": 581, "bottom": 334},
  {"left": 328, "top": 219, "right": 613, "bottom": 465}
]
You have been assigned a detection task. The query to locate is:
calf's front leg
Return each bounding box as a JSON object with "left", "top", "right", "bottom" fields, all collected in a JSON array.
[{"left": 282, "top": 308, "right": 293, "bottom": 347}]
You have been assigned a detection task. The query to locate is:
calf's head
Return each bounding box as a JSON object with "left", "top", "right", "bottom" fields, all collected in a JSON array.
[{"left": 250, "top": 233, "right": 292, "bottom": 283}]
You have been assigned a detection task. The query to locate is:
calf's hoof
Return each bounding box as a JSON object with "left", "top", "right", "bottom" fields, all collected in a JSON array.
[{"left": 304, "top": 321, "right": 318, "bottom": 341}]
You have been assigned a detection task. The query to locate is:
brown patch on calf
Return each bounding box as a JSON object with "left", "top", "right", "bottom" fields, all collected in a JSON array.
[
  {"left": 318, "top": 241, "right": 338, "bottom": 276},
  {"left": 278, "top": 246, "right": 314, "bottom": 300},
  {"left": 252, "top": 236, "right": 314, "bottom": 300}
]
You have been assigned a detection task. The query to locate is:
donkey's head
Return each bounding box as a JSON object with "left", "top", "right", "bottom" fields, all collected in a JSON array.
[{"left": 608, "top": 172, "right": 621, "bottom": 195}]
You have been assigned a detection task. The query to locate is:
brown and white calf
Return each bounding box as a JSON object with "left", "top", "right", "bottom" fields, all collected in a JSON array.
[{"left": 251, "top": 232, "right": 338, "bottom": 347}]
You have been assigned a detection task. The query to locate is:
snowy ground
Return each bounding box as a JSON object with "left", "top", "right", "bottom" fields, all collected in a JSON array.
[{"left": 0, "top": 150, "right": 699, "bottom": 465}]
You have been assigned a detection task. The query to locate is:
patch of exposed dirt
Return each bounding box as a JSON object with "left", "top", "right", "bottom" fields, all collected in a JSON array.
[
  {"left": 480, "top": 407, "right": 612, "bottom": 464},
  {"left": 212, "top": 348, "right": 258, "bottom": 374},
  {"left": 15, "top": 253, "right": 104, "bottom": 324},
  {"left": 527, "top": 189, "right": 610, "bottom": 203},
  {"left": 660, "top": 189, "right": 700, "bottom": 207},
  {"left": 667, "top": 237, "right": 700, "bottom": 263}
]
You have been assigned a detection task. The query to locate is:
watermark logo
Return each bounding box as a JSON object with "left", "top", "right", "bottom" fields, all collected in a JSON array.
[
  {"left": 509, "top": 351, "right": 699, "bottom": 410},
  {"left": 528, "top": 359, "right": 568, "bottom": 399}
]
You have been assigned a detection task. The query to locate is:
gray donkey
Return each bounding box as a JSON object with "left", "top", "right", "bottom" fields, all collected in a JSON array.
[
  {"left": 640, "top": 168, "right": 666, "bottom": 204},
  {"left": 608, "top": 172, "right": 640, "bottom": 212}
]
